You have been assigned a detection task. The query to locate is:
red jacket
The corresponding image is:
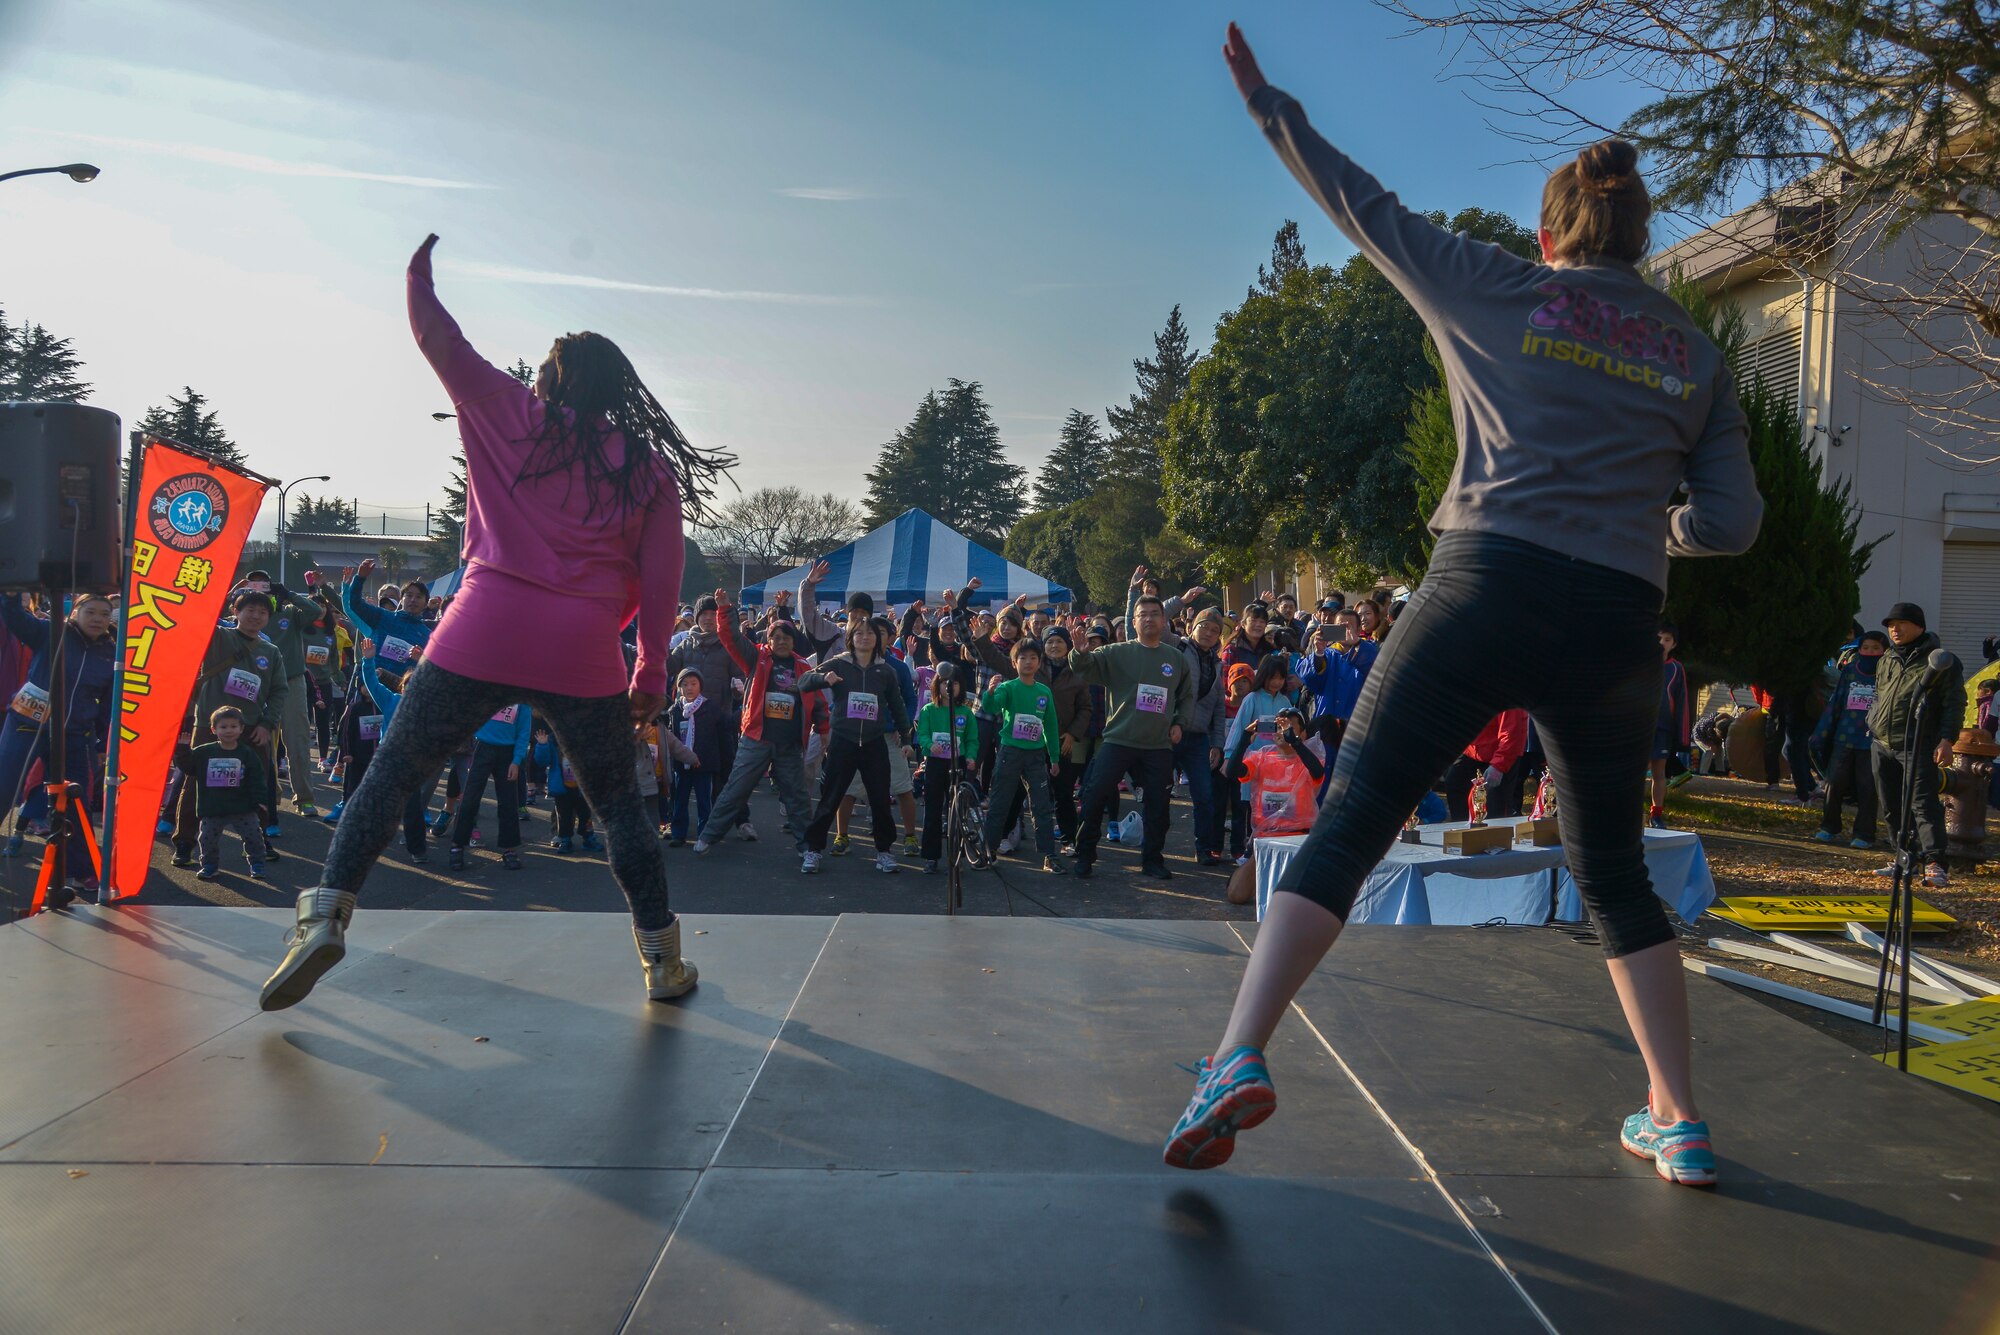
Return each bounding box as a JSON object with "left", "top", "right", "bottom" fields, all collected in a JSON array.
[
  {"left": 1465, "top": 710, "right": 1529, "bottom": 772},
  {"left": 715, "top": 600, "right": 829, "bottom": 748}
]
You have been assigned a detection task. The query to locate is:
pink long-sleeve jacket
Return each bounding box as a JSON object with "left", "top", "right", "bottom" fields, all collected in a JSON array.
[{"left": 408, "top": 246, "right": 683, "bottom": 698}]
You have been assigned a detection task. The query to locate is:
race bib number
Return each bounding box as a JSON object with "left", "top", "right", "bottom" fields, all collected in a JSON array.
[
  {"left": 1011, "top": 713, "right": 1045, "bottom": 744},
  {"left": 930, "top": 733, "right": 957, "bottom": 758},
  {"left": 358, "top": 714, "right": 383, "bottom": 741},
  {"left": 1260, "top": 790, "right": 1294, "bottom": 823},
  {"left": 9, "top": 682, "right": 49, "bottom": 724},
  {"left": 847, "top": 691, "right": 879, "bottom": 722},
  {"left": 1846, "top": 683, "right": 1876, "bottom": 712},
  {"left": 206, "top": 757, "right": 244, "bottom": 788},
  {"left": 224, "top": 668, "right": 262, "bottom": 701},
  {"left": 764, "top": 691, "right": 796, "bottom": 721},
  {"left": 561, "top": 760, "right": 577, "bottom": 786},
  {"left": 305, "top": 645, "right": 330, "bottom": 666},
  {"left": 647, "top": 742, "right": 659, "bottom": 762},
  {"left": 491, "top": 705, "right": 519, "bottom": 724},
  {"left": 1136, "top": 683, "right": 1169, "bottom": 714},
  {"left": 379, "top": 636, "right": 415, "bottom": 664}
]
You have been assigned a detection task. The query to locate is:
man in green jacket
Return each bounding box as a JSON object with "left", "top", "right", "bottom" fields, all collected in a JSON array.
[
  {"left": 1066, "top": 593, "right": 1193, "bottom": 879},
  {"left": 1866, "top": 601, "right": 1965, "bottom": 888},
  {"left": 243, "top": 569, "right": 326, "bottom": 820}
]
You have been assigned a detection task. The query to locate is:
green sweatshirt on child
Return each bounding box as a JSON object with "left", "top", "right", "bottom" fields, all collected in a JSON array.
[
  {"left": 980, "top": 677, "right": 1060, "bottom": 766},
  {"left": 915, "top": 701, "right": 981, "bottom": 764}
]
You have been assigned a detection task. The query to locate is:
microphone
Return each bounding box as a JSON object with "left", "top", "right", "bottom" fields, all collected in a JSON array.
[{"left": 1919, "top": 648, "right": 1959, "bottom": 695}]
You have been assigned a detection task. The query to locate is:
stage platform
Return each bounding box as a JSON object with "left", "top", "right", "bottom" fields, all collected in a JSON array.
[{"left": 1, "top": 907, "right": 1994, "bottom": 1334}]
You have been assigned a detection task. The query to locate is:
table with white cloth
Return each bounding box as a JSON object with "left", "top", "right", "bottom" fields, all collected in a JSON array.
[{"left": 1253, "top": 817, "right": 1716, "bottom": 926}]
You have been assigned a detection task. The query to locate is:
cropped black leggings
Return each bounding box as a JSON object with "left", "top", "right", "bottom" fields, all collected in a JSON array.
[
  {"left": 1273, "top": 531, "right": 1672, "bottom": 958},
  {"left": 322, "top": 660, "right": 671, "bottom": 931}
]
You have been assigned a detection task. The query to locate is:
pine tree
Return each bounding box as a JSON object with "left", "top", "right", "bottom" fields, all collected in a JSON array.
[
  {"left": 1104, "top": 306, "right": 1198, "bottom": 483},
  {"left": 290, "top": 493, "right": 360, "bottom": 533},
  {"left": 138, "top": 388, "right": 246, "bottom": 468},
  {"left": 863, "top": 379, "right": 1025, "bottom": 549},
  {"left": 1250, "top": 220, "right": 1306, "bottom": 299},
  {"left": 1035, "top": 410, "right": 1108, "bottom": 510},
  {"left": 0, "top": 307, "right": 91, "bottom": 401}
]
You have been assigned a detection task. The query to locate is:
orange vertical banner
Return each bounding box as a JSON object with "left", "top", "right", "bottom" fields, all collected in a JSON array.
[{"left": 105, "top": 441, "right": 268, "bottom": 901}]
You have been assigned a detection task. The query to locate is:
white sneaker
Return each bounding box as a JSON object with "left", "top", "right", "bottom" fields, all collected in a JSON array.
[
  {"left": 692, "top": 839, "right": 712, "bottom": 855},
  {"left": 875, "top": 852, "right": 900, "bottom": 874},
  {"left": 738, "top": 822, "right": 759, "bottom": 842},
  {"left": 998, "top": 834, "right": 1018, "bottom": 855},
  {"left": 801, "top": 850, "right": 822, "bottom": 874}
]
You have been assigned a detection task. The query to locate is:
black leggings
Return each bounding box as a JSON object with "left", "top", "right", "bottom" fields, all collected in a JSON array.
[
  {"left": 808, "top": 735, "right": 894, "bottom": 853},
  {"left": 1273, "top": 531, "right": 1672, "bottom": 959},
  {"left": 322, "top": 660, "right": 671, "bottom": 930}
]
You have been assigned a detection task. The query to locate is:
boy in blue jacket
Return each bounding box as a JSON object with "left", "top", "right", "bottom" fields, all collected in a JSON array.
[
  {"left": 1812, "top": 630, "right": 1886, "bottom": 848},
  {"left": 359, "top": 657, "right": 442, "bottom": 864},
  {"left": 533, "top": 727, "right": 601, "bottom": 854},
  {"left": 344, "top": 558, "right": 432, "bottom": 680},
  {"left": 447, "top": 702, "right": 533, "bottom": 871}
]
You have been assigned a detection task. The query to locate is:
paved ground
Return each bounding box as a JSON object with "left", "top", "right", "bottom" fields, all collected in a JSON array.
[{"left": 0, "top": 779, "right": 1248, "bottom": 925}]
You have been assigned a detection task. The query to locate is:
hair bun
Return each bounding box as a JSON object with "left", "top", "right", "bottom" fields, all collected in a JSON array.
[{"left": 1576, "top": 139, "right": 1639, "bottom": 194}]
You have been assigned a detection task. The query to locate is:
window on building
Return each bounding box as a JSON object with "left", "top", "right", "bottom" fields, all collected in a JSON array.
[{"left": 1740, "top": 323, "right": 1803, "bottom": 408}]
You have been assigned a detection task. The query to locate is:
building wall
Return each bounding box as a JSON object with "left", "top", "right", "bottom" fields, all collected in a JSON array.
[{"left": 1713, "top": 213, "right": 2000, "bottom": 662}]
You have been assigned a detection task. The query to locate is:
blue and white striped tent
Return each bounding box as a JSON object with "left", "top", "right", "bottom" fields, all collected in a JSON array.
[{"left": 739, "top": 509, "right": 1075, "bottom": 608}]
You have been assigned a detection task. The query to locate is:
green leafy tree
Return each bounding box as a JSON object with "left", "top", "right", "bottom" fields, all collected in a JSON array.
[
  {"left": 1074, "top": 480, "right": 1204, "bottom": 616},
  {"left": 680, "top": 535, "right": 718, "bottom": 602},
  {"left": 1034, "top": 410, "right": 1108, "bottom": 510},
  {"left": 0, "top": 307, "right": 90, "bottom": 401},
  {"left": 289, "top": 493, "right": 360, "bottom": 534},
  {"left": 1005, "top": 502, "right": 1094, "bottom": 607},
  {"left": 138, "top": 388, "right": 246, "bottom": 468},
  {"left": 1661, "top": 275, "right": 1881, "bottom": 694},
  {"left": 864, "top": 379, "right": 1025, "bottom": 549},
  {"left": 1104, "top": 305, "right": 1199, "bottom": 483},
  {"left": 1164, "top": 207, "right": 1537, "bottom": 580},
  {"left": 1251, "top": 219, "right": 1307, "bottom": 299},
  {"left": 1401, "top": 338, "right": 1456, "bottom": 571}
]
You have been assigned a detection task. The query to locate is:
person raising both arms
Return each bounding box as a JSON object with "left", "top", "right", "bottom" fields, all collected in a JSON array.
[
  {"left": 1165, "top": 25, "right": 1760, "bottom": 1186},
  {"left": 260, "top": 233, "right": 734, "bottom": 1011}
]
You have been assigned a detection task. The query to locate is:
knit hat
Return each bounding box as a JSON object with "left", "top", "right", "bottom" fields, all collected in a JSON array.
[
  {"left": 1226, "top": 663, "right": 1256, "bottom": 692},
  {"left": 674, "top": 668, "right": 704, "bottom": 689},
  {"left": 1043, "top": 625, "right": 1073, "bottom": 648}
]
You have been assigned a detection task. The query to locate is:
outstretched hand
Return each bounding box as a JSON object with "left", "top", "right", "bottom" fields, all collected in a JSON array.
[
  {"left": 1223, "top": 22, "right": 1267, "bottom": 102},
  {"left": 412, "top": 232, "right": 440, "bottom": 277}
]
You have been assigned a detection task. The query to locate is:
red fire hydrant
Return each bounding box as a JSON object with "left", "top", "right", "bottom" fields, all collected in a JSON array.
[{"left": 1942, "top": 727, "right": 1998, "bottom": 856}]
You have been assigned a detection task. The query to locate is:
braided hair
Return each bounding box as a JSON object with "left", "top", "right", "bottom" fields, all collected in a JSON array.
[{"left": 518, "top": 331, "right": 736, "bottom": 525}]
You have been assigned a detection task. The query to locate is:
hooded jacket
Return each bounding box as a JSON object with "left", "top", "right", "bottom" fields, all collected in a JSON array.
[
  {"left": 1812, "top": 655, "right": 1881, "bottom": 757},
  {"left": 712, "top": 598, "right": 828, "bottom": 748},
  {"left": 0, "top": 598, "right": 115, "bottom": 740}
]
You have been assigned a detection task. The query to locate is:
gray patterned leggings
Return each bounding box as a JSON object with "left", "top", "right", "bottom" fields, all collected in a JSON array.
[{"left": 322, "top": 660, "right": 672, "bottom": 931}]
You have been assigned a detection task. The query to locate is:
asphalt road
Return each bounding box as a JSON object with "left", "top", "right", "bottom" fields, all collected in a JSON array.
[{"left": 0, "top": 780, "right": 1251, "bottom": 925}]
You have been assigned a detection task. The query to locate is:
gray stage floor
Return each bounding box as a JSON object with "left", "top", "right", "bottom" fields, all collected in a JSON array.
[{"left": 0, "top": 908, "right": 1993, "bottom": 1334}]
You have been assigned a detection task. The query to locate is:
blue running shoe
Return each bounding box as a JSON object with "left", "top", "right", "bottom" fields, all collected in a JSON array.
[
  {"left": 1812, "top": 829, "right": 1835, "bottom": 843},
  {"left": 322, "top": 802, "right": 343, "bottom": 826},
  {"left": 1163, "top": 1044, "right": 1276, "bottom": 1170},
  {"left": 1620, "top": 1097, "right": 1718, "bottom": 1187},
  {"left": 264, "top": 823, "right": 283, "bottom": 840},
  {"left": 1, "top": 833, "right": 21, "bottom": 858},
  {"left": 581, "top": 831, "right": 603, "bottom": 852}
]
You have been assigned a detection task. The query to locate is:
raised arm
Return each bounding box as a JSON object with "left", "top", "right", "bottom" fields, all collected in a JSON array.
[
  {"left": 407, "top": 235, "right": 540, "bottom": 413},
  {"left": 1667, "top": 367, "right": 1762, "bottom": 558},
  {"left": 343, "top": 571, "right": 384, "bottom": 637},
  {"left": 0, "top": 594, "right": 49, "bottom": 655},
  {"left": 1227, "top": 24, "right": 1521, "bottom": 320}
]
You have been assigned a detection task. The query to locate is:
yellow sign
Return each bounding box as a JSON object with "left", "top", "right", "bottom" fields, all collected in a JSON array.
[
  {"left": 1709, "top": 896, "right": 1956, "bottom": 932},
  {"left": 1907, "top": 997, "right": 2000, "bottom": 1038},
  {"left": 1879, "top": 1034, "right": 2000, "bottom": 1104}
]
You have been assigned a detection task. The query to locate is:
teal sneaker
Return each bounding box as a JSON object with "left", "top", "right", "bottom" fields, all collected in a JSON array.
[
  {"left": 1163, "top": 1044, "right": 1276, "bottom": 1171},
  {"left": 1620, "top": 1096, "right": 1718, "bottom": 1187}
]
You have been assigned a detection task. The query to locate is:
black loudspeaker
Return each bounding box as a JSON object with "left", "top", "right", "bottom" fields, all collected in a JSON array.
[{"left": 0, "top": 401, "right": 123, "bottom": 593}]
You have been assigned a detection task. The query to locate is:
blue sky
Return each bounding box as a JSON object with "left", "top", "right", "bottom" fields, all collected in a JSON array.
[{"left": 0, "top": 0, "right": 1643, "bottom": 540}]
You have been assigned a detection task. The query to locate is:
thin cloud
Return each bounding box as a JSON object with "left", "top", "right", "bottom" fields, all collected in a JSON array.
[
  {"left": 777, "top": 186, "right": 873, "bottom": 201},
  {"left": 38, "top": 129, "right": 491, "bottom": 189},
  {"left": 443, "top": 261, "right": 859, "bottom": 306}
]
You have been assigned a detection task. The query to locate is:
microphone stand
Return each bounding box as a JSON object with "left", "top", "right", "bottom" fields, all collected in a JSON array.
[{"left": 1872, "top": 676, "right": 1944, "bottom": 1070}]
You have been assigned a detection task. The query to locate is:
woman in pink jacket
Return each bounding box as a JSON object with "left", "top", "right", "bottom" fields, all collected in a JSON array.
[{"left": 261, "top": 235, "right": 732, "bottom": 1011}]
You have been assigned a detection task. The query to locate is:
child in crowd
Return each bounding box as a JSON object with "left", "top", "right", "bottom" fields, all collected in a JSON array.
[
  {"left": 1223, "top": 707, "right": 1325, "bottom": 905},
  {"left": 1811, "top": 629, "right": 1886, "bottom": 848},
  {"left": 1650, "top": 622, "right": 1692, "bottom": 829},
  {"left": 665, "top": 669, "right": 725, "bottom": 846},
  {"left": 915, "top": 663, "right": 981, "bottom": 873},
  {"left": 978, "top": 639, "right": 1065, "bottom": 873},
  {"left": 533, "top": 727, "right": 600, "bottom": 854},
  {"left": 176, "top": 706, "right": 273, "bottom": 881}
]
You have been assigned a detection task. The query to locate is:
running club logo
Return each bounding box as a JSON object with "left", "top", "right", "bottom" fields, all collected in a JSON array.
[{"left": 148, "top": 474, "right": 229, "bottom": 553}]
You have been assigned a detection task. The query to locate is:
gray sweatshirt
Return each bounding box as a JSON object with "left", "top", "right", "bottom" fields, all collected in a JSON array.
[{"left": 1249, "top": 86, "right": 1763, "bottom": 592}]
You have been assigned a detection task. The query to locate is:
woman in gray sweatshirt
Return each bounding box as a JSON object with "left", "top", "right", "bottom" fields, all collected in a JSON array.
[{"left": 1168, "top": 25, "right": 1761, "bottom": 1189}]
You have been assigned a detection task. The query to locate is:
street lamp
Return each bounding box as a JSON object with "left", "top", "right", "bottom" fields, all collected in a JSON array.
[
  {"left": 432, "top": 412, "right": 455, "bottom": 421},
  {"left": 276, "top": 474, "right": 333, "bottom": 585},
  {"left": 0, "top": 163, "right": 99, "bottom": 186}
]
